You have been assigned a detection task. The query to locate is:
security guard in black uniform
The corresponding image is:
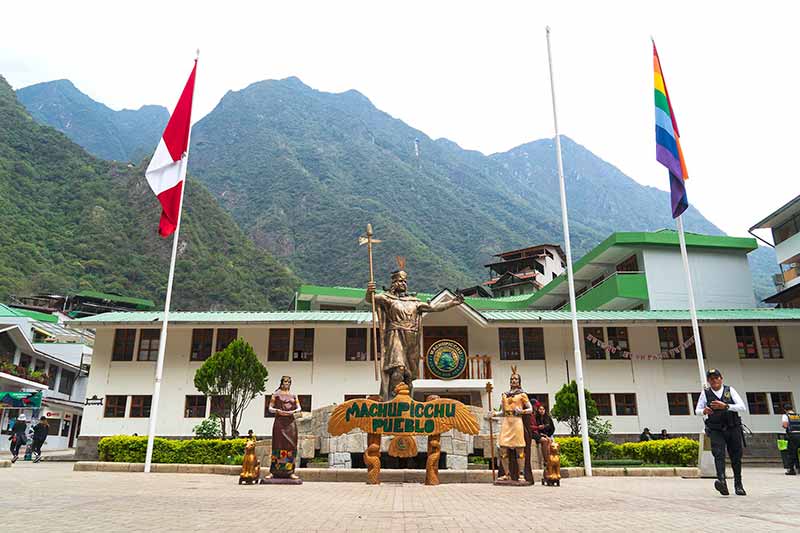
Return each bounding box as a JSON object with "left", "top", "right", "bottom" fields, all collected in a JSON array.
[
  {"left": 695, "top": 368, "right": 747, "bottom": 496},
  {"left": 782, "top": 403, "right": 800, "bottom": 475}
]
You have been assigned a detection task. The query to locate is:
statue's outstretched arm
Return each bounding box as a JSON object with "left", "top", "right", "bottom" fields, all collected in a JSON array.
[{"left": 419, "top": 293, "right": 464, "bottom": 313}]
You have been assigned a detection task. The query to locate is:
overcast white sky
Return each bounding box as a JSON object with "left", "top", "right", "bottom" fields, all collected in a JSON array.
[{"left": 2, "top": 1, "right": 798, "bottom": 238}]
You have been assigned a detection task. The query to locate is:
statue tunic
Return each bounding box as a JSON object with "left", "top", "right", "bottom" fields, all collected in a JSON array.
[
  {"left": 374, "top": 293, "right": 423, "bottom": 375},
  {"left": 270, "top": 392, "right": 298, "bottom": 477},
  {"left": 498, "top": 391, "right": 529, "bottom": 448}
]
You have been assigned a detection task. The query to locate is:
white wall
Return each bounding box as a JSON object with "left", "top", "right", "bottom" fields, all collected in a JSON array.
[
  {"left": 80, "top": 314, "right": 800, "bottom": 440},
  {"left": 643, "top": 248, "right": 756, "bottom": 310}
]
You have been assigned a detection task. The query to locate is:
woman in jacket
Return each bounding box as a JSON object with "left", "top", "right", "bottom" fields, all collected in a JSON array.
[
  {"left": 531, "top": 404, "right": 555, "bottom": 469},
  {"left": 9, "top": 414, "right": 28, "bottom": 463},
  {"left": 31, "top": 416, "right": 49, "bottom": 463}
]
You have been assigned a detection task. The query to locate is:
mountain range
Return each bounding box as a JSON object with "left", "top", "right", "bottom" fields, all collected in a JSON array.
[
  {"left": 12, "top": 76, "right": 779, "bottom": 303},
  {"left": 0, "top": 76, "right": 298, "bottom": 310}
]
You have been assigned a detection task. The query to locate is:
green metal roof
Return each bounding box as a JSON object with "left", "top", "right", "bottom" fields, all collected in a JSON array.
[
  {"left": 0, "top": 304, "right": 58, "bottom": 323},
  {"left": 483, "top": 308, "right": 800, "bottom": 322},
  {"left": 75, "top": 290, "right": 155, "bottom": 309},
  {"left": 67, "top": 307, "right": 800, "bottom": 326},
  {"left": 69, "top": 310, "right": 373, "bottom": 326}
]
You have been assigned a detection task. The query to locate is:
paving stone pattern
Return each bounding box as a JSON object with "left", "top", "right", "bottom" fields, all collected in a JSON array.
[{"left": 4, "top": 463, "right": 800, "bottom": 532}]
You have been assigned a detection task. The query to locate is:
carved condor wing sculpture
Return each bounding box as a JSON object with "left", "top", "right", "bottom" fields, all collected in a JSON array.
[{"left": 328, "top": 384, "right": 480, "bottom": 436}]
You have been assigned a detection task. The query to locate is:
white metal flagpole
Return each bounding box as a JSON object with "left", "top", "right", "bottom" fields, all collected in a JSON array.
[
  {"left": 545, "top": 26, "right": 592, "bottom": 476},
  {"left": 144, "top": 153, "right": 189, "bottom": 474},
  {"left": 144, "top": 51, "right": 198, "bottom": 473},
  {"left": 676, "top": 215, "right": 707, "bottom": 387}
]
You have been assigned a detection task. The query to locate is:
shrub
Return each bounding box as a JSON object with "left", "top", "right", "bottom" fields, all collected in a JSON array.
[
  {"left": 588, "top": 418, "right": 613, "bottom": 444},
  {"left": 554, "top": 436, "right": 595, "bottom": 467},
  {"left": 193, "top": 415, "right": 223, "bottom": 439},
  {"left": 98, "top": 436, "right": 246, "bottom": 464},
  {"left": 617, "top": 438, "right": 698, "bottom": 466},
  {"left": 594, "top": 440, "right": 621, "bottom": 460}
]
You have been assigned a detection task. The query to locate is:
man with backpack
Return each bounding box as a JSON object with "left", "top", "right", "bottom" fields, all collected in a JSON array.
[
  {"left": 782, "top": 403, "right": 800, "bottom": 475},
  {"left": 695, "top": 369, "right": 747, "bottom": 496}
]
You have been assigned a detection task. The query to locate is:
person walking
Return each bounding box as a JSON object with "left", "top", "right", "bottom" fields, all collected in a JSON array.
[
  {"left": 781, "top": 403, "right": 800, "bottom": 475},
  {"left": 695, "top": 368, "right": 747, "bottom": 496},
  {"left": 8, "top": 414, "right": 28, "bottom": 463},
  {"left": 31, "top": 416, "right": 49, "bottom": 463}
]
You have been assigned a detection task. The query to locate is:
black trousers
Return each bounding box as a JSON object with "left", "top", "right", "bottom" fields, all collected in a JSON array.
[
  {"left": 709, "top": 427, "right": 743, "bottom": 483},
  {"left": 32, "top": 439, "right": 44, "bottom": 456},
  {"left": 10, "top": 438, "right": 25, "bottom": 457},
  {"left": 787, "top": 433, "right": 800, "bottom": 471}
]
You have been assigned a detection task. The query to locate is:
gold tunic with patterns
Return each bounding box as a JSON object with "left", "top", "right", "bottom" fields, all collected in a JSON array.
[{"left": 498, "top": 392, "right": 529, "bottom": 448}]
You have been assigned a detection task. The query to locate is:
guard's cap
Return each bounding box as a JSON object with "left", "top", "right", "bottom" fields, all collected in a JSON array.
[{"left": 706, "top": 368, "right": 722, "bottom": 379}]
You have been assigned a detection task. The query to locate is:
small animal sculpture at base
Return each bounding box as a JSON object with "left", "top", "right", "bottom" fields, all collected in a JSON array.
[
  {"left": 239, "top": 438, "right": 261, "bottom": 485},
  {"left": 543, "top": 441, "right": 561, "bottom": 487}
]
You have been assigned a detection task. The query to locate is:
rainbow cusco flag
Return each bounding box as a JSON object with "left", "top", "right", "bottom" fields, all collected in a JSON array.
[{"left": 653, "top": 41, "right": 689, "bottom": 218}]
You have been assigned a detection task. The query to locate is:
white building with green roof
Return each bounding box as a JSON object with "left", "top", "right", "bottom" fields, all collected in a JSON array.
[{"left": 67, "top": 231, "right": 798, "bottom": 465}]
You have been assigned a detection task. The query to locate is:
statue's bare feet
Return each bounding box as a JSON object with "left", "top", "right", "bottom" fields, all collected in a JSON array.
[
  {"left": 497, "top": 475, "right": 510, "bottom": 481},
  {"left": 289, "top": 473, "right": 299, "bottom": 480},
  {"left": 264, "top": 473, "right": 273, "bottom": 479}
]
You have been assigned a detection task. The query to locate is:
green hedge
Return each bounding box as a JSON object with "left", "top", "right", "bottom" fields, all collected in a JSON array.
[
  {"left": 98, "top": 436, "right": 246, "bottom": 464},
  {"left": 553, "top": 437, "right": 697, "bottom": 467}
]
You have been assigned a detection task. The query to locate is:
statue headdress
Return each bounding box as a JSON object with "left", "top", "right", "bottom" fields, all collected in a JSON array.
[
  {"left": 391, "top": 256, "right": 408, "bottom": 282},
  {"left": 510, "top": 365, "right": 521, "bottom": 387}
]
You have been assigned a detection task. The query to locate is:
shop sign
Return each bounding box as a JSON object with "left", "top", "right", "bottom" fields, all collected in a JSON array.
[{"left": 425, "top": 339, "right": 467, "bottom": 380}]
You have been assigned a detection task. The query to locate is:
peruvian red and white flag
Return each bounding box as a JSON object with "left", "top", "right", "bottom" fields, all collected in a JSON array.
[{"left": 146, "top": 59, "right": 197, "bottom": 237}]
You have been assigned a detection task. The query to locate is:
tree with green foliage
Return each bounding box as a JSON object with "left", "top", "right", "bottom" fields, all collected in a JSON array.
[
  {"left": 551, "top": 380, "right": 599, "bottom": 436},
  {"left": 193, "top": 339, "right": 268, "bottom": 437}
]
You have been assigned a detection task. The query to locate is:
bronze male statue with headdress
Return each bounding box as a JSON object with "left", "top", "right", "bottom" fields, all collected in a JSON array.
[{"left": 367, "top": 257, "right": 464, "bottom": 400}]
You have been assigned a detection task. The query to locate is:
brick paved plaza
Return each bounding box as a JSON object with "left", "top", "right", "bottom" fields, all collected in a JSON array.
[{"left": 4, "top": 463, "right": 799, "bottom": 532}]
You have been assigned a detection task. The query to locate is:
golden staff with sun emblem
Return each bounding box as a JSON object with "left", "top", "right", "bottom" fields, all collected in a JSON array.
[{"left": 359, "top": 224, "right": 381, "bottom": 381}]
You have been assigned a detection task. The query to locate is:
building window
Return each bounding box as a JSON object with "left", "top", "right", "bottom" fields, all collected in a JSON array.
[
  {"left": 746, "top": 392, "right": 769, "bottom": 414},
  {"left": 584, "top": 327, "right": 605, "bottom": 360},
  {"left": 19, "top": 354, "right": 32, "bottom": 369},
  {"left": 658, "top": 327, "right": 680, "bottom": 359},
  {"left": 606, "top": 327, "right": 629, "bottom": 359},
  {"left": 667, "top": 393, "right": 691, "bottom": 415},
  {"left": 138, "top": 329, "right": 160, "bottom": 361},
  {"left": 344, "top": 394, "right": 370, "bottom": 402},
  {"left": 130, "top": 395, "right": 152, "bottom": 418},
  {"left": 190, "top": 328, "right": 214, "bottom": 361},
  {"left": 48, "top": 419, "right": 61, "bottom": 436},
  {"left": 735, "top": 326, "right": 757, "bottom": 359},
  {"left": 210, "top": 395, "right": 231, "bottom": 418},
  {"left": 60, "top": 418, "right": 71, "bottom": 438},
  {"left": 58, "top": 369, "right": 76, "bottom": 395},
  {"left": 592, "top": 393, "right": 612, "bottom": 416},
  {"left": 292, "top": 329, "right": 315, "bottom": 361},
  {"left": 184, "top": 395, "right": 207, "bottom": 418},
  {"left": 215, "top": 328, "right": 238, "bottom": 352},
  {"left": 498, "top": 328, "right": 521, "bottom": 360},
  {"left": 268, "top": 329, "right": 290, "bottom": 361},
  {"left": 104, "top": 395, "right": 127, "bottom": 418},
  {"left": 691, "top": 392, "right": 701, "bottom": 412},
  {"left": 48, "top": 367, "right": 58, "bottom": 390},
  {"left": 771, "top": 392, "right": 794, "bottom": 414},
  {"left": 614, "top": 393, "right": 638, "bottom": 416},
  {"left": 112, "top": 329, "right": 136, "bottom": 361},
  {"left": 681, "top": 327, "right": 704, "bottom": 359},
  {"left": 345, "top": 328, "right": 368, "bottom": 361},
  {"left": 616, "top": 255, "right": 639, "bottom": 272},
  {"left": 529, "top": 393, "right": 549, "bottom": 411},
  {"left": 522, "top": 328, "right": 545, "bottom": 360},
  {"left": 759, "top": 326, "right": 782, "bottom": 359},
  {"left": 370, "top": 329, "right": 381, "bottom": 361},
  {"left": 298, "top": 395, "right": 312, "bottom": 412},
  {"left": 34, "top": 359, "right": 46, "bottom": 373}
]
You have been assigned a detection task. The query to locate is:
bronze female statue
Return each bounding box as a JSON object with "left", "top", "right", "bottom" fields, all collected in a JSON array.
[{"left": 265, "top": 376, "right": 301, "bottom": 480}]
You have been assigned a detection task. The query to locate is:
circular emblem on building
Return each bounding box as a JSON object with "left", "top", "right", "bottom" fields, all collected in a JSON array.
[{"left": 426, "top": 339, "right": 467, "bottom": 380}]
